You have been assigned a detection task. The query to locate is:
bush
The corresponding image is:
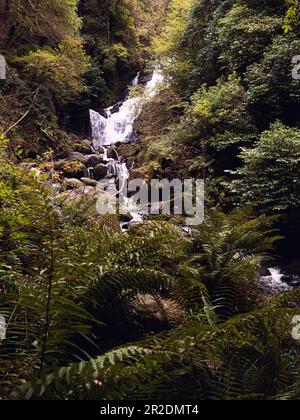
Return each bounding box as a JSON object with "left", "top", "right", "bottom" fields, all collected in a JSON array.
[
  {"left": 18, "top": 38, "right": 89, "bottom": 104},
  {"left": 229, "top": 122, "right": 300, "bottom": 213}
]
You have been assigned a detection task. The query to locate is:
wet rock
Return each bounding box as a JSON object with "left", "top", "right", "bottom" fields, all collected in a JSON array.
[
  {"left": 284, "top": 260, "right": 300, "bottom": 277},
  {"left": 97, "top": 146, "right": 105, "bottom": 155},
  {"left": 93, "top": 163, "right": 107, "bottom": 180},
  {"left": 64, "top": 178, "right": 85, "bottom": 190},
  {"left": 86, "top": 154, "right": 105, "bottom": 167},
  {"left": 119, "top": 213, "right": 133, "bottom": 223},
  {"left": 126, "top": 156, "right": 136, "bottom": 169},
  {"left": 107, "top": 146, "right": 118, "bottom": 160},
  {"left": 81, "top": 177, "right": 98, "bottom": 187}
]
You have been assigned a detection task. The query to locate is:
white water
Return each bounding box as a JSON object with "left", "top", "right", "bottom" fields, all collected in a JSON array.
[
  {"left": 90, "top": 69, "right": 164, "bottom": 149},
  {"left": 89, "top": 68, "right": 164, "bottom": 228},
  {"left": 260, "top": 267, "right": 291, "bottom": 294},
  {"left": 107, "top": 161, "right": 129, "bottom": 179}
]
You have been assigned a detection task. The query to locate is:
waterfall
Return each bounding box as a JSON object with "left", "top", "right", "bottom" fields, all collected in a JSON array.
[
  {"left": 89, "top": 68, "right": 164, "bottom": 149},
  {"left": 132, "top": 72, "right": 140, "bottom": 88},
  {"left": 89, "top": 68, "right": 164, "bottom": 228},
  {"left": 260, "top": 267, "right": 291, "bottom": 294},
  {"left": 107, "top": 161, "right": 129, "bottom": 179}
]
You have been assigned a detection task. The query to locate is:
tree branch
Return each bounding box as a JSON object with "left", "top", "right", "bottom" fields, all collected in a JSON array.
[{"left": 2, "top": 87, "right": 40, "bottom": 136}]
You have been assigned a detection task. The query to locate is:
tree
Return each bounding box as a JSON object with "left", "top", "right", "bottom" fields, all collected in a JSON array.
[
  {"left": 229, "top": 122, "right": 300, "bottom": 213},
  {"left": 18, "top": 38, "right": 89, "bottom": 104},
  {"left": 1, "top": 0, "right": 80, "bottom": 49},
  {"left": 284, "top": 0, "right": 300, "bottom": 33}
]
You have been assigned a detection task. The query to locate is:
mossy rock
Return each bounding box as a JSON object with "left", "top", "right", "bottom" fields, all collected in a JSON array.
[
  {"left": 68, "top": 152, "right": 89, "bottom": 165},
  {"left": 73, "top": 140, "right": 93, "bottom": 155},
  {"left": 61, "top": 162, "right": 88, "bottom": 179},
  {"left": 107, "top": 146, "right": 118, "bottom": 160},
  {"left": 81, "top": 177, "right": 98, "bottom": 187},
  {"left": 64, "top": 178, "right": 85, "bottom": 190},
  {"left": 86, "top": 154, "right": 105, "bottom": 167},
  {"left": 93, "top": 163, "right": 107, "bottom": 180},
  {"left": 117, "top": 143, "right": 141, "bottom": 159}
]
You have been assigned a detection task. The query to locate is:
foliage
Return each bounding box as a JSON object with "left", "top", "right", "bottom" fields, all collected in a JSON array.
[
  {"left": 176, "top": 208, "right": 280, "bottom": 318},
  {"left": 245, "top": 36, "right": 300, "bottom": 128},
  {"left": 229, "top": 122, "right": 300, "bottom": 213},
  {"left": 17, "top": 38, "right": 89, "bottom": 104},
  {"left": 136, "top": 0, "right": 300, "bottom": 240},
  {"left": 12, "top": 292, "right": 300, "bottom": 400},
  {"left": 215, "top": 3, "right": 282, "bottom": 74},
  {"left": 1, "top": 0, "right": 300, "bottom": 402},
  {"left": 1, "top": 0, "right": 80, "bottom": 49},
  {"left": 284, "top": 0, "right": 300, "bottom": 33}
]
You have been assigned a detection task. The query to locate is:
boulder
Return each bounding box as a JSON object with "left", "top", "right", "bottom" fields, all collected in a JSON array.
[
  {"left": 55, "top": 190, "right": 80, "bottom": 203},
  {"left": 81, "top": 177, "right": 98, "bottom": 187},
  {"left": 107, "top": 146, "right": 118, "bottom": 160},
  {"left": 73, "top": 140, "right": 93, "bottom": 155},
  {"left": 117, "top": 143, "right": 141, "bottom": 159},
  {"left": 83, "top": 186, "right": 95, "bottom": 194},
  {"left": 97, "top": 146, "right": 105, "bottom": 155},
  {"left": 54, "top": 160, "right": 67, "bottom": 171},
  {"left": 126, "top": 156, "right": 136, "bottom": 169},
  {"left": 86, "top": 154, "right": 105, "bottom": 167},
  {"left": 68, "top": 152, "right": 89, "bottom": 165},
  {"left": 54, "top": 150, "right": 70, "bottom": 160},
  {"left": 62, "top": 162, "right": 88, "bottom": 179},
  {"left": 119, "top": 213, "right": 133, "bottom": 223},
  {"left": 64, "top": 178, "right": 85, "bottom": 190},
  {"left": 93, "top": 163, "right": 107, "bottom": 181}
]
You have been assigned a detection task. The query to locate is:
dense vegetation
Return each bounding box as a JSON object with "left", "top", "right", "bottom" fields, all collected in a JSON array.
[
  {"left": 0, "top": 0, "right": 168, "bottom": 149},
  {"left": 1, "top": 0, "right": 300, "bottom": 401},
  {"left": 135, "top": 0, "right": 300, "bottom": 258}
]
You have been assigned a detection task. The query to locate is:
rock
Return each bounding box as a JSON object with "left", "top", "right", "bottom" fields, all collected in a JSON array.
[
  {"left": 83, "top": 186, "right": 95, "bottom": 194},
  {"left": 54, "top": 150, "right": 70, "bottom": 160},
  {"left": 62, "top": 162, "right": 88, "bottom": 180},
  {"left": 64, "top": 178, "right": 85, "bottom": 190},
  {"left": 93, "top": 163, "right": 107, "bottom": 180},
  {"left": 81, "top": 177, "right": 98, "bottom": 187},
  {"left": 134, "top": 294, "right": 186, "bottom": 331},
  {"left": 119, "top": 213, "right": 133, "bottom": 223},
  {"left": 55, "top": 190, "right": 80, "bottom": 203},
  {"left": 97, "top": 146, "right": 105, "bottom": 155},
  {"left": 68, "top": 152, "right": 89, "bottom": 165},
  {"left": 86, "top": 154, "right": 105, "bottom": 167},
  {"left": 126, "top": 156, "right": 136, "bottom": 169},
  {"left": 107, "top": 146, "right": 118, "bottom": 160},
  {"left": 117, "top": 143, "right": 141, "bottom": 159},
  {"left": 73, "top": 140, "right": 93, "bottom": 155},
  {"left": 54, "top": 160, "right": 67, "bottom": 171}
]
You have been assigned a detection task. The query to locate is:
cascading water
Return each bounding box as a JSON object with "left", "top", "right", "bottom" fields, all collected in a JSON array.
[
  {"left": 89, "top": 68, "right": 164, "bottom": 228},
  {"left": 89, "top": 68, "right": 164, "bottom": 150},
  {"left": 107, "top": 161, "right": 129, "bottom": 179},
  {"left": 260, "top": 267, "right": 292, "bottom": 295}
]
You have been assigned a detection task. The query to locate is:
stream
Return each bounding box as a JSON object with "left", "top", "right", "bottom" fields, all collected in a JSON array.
[
  {"left": 89, "top": 68, "right": 163, "bottom": 228},
  {"left": 89, "top": 68, "right": 163, "bottom": 149},
  {"left": 88, "top": 68, "right": 299, "bottom": 294}
]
